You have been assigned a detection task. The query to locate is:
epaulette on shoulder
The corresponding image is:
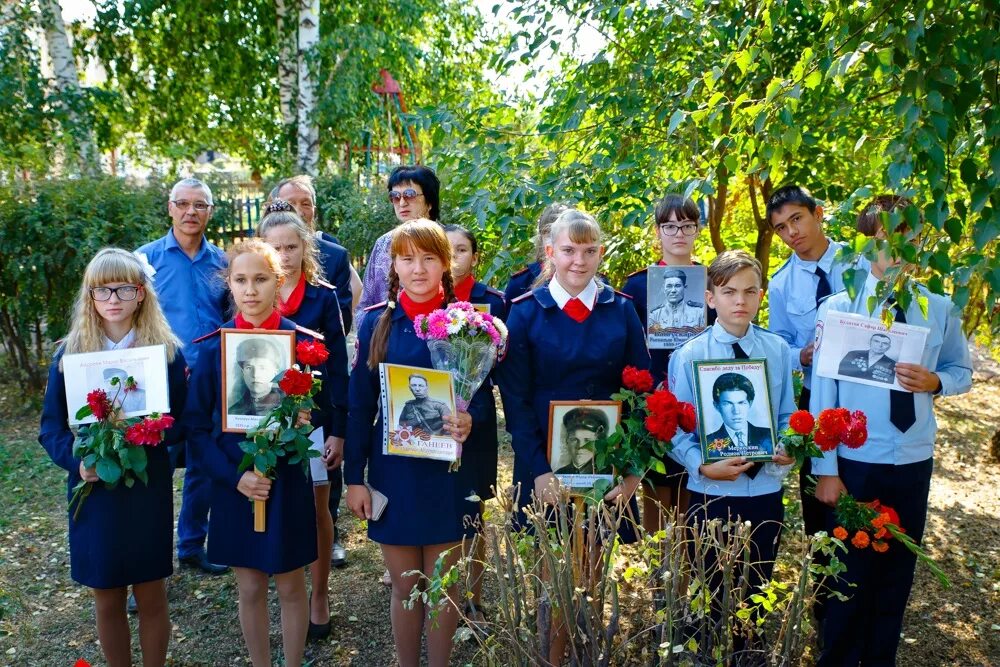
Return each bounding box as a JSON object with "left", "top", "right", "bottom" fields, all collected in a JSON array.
[
  {"left": 817, "top": 290, "right": 845, "bottom": 307},
  {"left": 615, "top": 290, "right": 634, "bottom": 301},
  {"left": 770, "top": 256, "right": 793, "bottom": 279},
  {"left": 192, "top": 329, "right": 221, "bottom": 344},
  {"left": 511, "top": 267, "right": 531, "bottom": 278},
  {"left": 364, "top": 301, "right": 388, "bottom": 312},
  {"left": 625, "top": 266, "right": 649, "bottom": 279},
  {"left": 511, "top": 292, "right": 534, "bottom": 304},
  {"left": 295, "top": 324, "right": 326, "bottom": 341},
  {"left": 687, "top": 300, "right": 704, "bottom": 308},
  {"left": 315, "top": 279, "right": 335, "bottom": 291},
  {"left": 485, "top": 285, "right": 505, "bottom": 299}
]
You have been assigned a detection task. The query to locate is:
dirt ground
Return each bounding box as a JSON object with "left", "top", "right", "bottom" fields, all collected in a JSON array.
[{"left": 0, "top": 381, "right": 998, "bottom": 666}]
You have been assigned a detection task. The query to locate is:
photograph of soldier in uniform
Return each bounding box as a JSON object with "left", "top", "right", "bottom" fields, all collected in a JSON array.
[
  {"left": 647, "top": 265, "right": 708, "bottom": 349},
  {"left": 547, "top": 401, "right": 621, "bottom": 488},
  {"left": 694, "top": 362, "right": 776, "bottom": 462},
  {"left": 397, "top": 373, "right": 452, "bottom": 436},
  {"left": 221, "top": 330, "right": 294, "bottom": 431},
  {"left": 838, "top": 332, "right": 897, "bottom": 384}
]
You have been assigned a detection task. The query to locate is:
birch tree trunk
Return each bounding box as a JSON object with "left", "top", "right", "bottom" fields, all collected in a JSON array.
[
  {"left": 38, "top": 0, "right": 99, "bottom": 175},
  {"left": 276, "top": 0, "right": 297, "bottom": 135},
  {"left": 296, "top": 0, "right": 320, "bottom": 176}
]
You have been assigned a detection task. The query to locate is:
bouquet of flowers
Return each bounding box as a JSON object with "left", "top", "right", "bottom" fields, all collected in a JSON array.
[
  {"left": 414, "top": 301, "right": 508, "bottom": 471},
  {"left": 238, "top": 339, "right": 327, "bottom": 531},
  {"left": 70, "top": 376, "right": 175, "bottom": 520},
  {"left": 594, "top": 366, "right": 697, "bottom": 478},
  {"left": 778, "top": 407, "right": 868, "bottom": 467},
  {"left": 830, "top": 492, "right": 949, "bottom": 586}
]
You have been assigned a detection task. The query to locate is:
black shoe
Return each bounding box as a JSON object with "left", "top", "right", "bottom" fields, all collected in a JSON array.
[
  {"left": 307, "top": 620, "right": 331, "bottom": 641},
  {"left": 331, "top": 541, "right": 347, "bottom": 568},
  {"left": 127, "top": 592, "right": 138, "bottom": 614},
  {"left": 179, "top": 552, "right": 230, "bottom": 575}
]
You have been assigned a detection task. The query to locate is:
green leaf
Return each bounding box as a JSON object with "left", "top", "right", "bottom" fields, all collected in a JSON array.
[
  {"left": 804, "top": 70, "right": 822, "bottom": 90},
  {"left": 96, "top": 458, "right": 122, "bottom": 485},
  {"left": 75, "top": 405, "right": 93, "bottom": 420},
  {"left": 668, "top": 109, "right": 684, "bottom": 135}
]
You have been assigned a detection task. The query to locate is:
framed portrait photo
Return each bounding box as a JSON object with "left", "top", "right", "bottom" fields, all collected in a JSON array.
[
  {"left": 814, "top": 310, "right": 930, "bottom": 392},
  {"left": 379, "top": 363, "right": 458, "bottom": 462},
  {"left": 221, "top": 328, "right": 295, "bottom": 433},
  {"left": 646, "top": 265, "right": 708, "bottom": 349},
  {"left": 63, "top": 344, "right": 170, "bottom": 425},
  {"left": 692, "top": 359, "right": 776, "bottom": 463},
  {"left": 547, "top": 400, "right": 622, "bottom": 490}
]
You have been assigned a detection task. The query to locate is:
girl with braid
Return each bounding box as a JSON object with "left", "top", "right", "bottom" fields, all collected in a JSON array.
[{"left": 344, "top": 219, "right": 475, "bottom": 667}]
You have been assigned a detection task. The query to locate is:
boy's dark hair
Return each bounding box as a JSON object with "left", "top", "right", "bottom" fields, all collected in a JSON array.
[
  {"left": 387, "top": 165, "right": 441, "bottom": 220},
  {"left": 443, "top": 224, "right": 478, "bottom": 254},
  {"left": 765, "top": 185, "right": 818, "bottom": 225},
  {"left": 712, "top": 372, "right": 756, "bottom": 404},
  {"left": 654, "top": 194, "right": 701, "bottom": 227},
  {"left": 856, "top": 195, "right": 916, "bottom": 237}
]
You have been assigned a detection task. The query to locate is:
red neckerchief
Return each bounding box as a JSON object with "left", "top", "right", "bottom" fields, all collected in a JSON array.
[
  {"left": 235, "top": 309, "right": 281, "bottom": 330},
  {"left": 657, "top": 259, "right": 668, "bottom": 266},
  {"left": 399, "top": 287, "right": 445, "bottom": 320},
  {"left": 279, "top": 274, "right": 307, "bottom": 316},
  {"left": 563, "top": 297, "right": 591, "bottom": 323},
  {"left": 454, "top": 274, "right": 475, "bottom": 302}
]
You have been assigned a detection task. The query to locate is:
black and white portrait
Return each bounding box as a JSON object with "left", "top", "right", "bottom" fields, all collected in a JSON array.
[
  {"left": 693, "top": 360, "right": 776, "bottom": 462},
  {"left": 222, "top": 329, "right": 295, "bottom": 432},
  {"left": 547, "top": 401, "right": 621, "bottom": 489},
  {"left": 647, "top": 265, "right": 708, "bottom": 349}
]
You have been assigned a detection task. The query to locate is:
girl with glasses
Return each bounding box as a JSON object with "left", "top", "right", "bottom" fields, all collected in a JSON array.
[{"left": 39, "top": 248, "right": 187, "bottom": 667}]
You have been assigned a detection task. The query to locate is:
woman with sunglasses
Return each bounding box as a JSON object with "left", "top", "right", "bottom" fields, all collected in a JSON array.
[{"left": 354, "top": 165, "right": 441, "bottom": 324}]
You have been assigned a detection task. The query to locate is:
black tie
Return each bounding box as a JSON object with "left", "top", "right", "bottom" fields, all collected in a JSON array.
[
  {"left": 888, "top": 302, "right": 916, "bottom": 432},
  {"left": 815, "top": 266, "right": 832, "bottom": 305},
  {"left": 731, "top": 342, "right": 762, "bottom": 478}
]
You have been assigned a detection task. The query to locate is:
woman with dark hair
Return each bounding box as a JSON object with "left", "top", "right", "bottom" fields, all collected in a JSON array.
[{"left": 354, "top": 165, "right": 441, "bottom": 321}]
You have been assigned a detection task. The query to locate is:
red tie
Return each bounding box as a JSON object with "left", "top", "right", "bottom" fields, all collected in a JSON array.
[{"left": 563, "top": 297, "right": 590, "bottom": 323}]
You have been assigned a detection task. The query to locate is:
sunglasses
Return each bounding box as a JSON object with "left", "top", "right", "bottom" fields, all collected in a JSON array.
[{"left": 388, "top": 188, "right": 424, "bottom": 204}]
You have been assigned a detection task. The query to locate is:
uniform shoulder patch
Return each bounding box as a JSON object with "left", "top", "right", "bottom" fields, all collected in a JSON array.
[
  {"left": 511, "top": 292, "right": 534, "bottom": 304},
  {"left": 295, "top": 324, "right": 326, "bottom": 341},
  {"left": 315, "top": 279, "right": 336, "bottom": 291},
  {"left": 511, "top": 267, "right": 531, "bottom": 278},
  {"left": 615, "top": 290, "right": 634, "bottom": 300},
  {"left": 485, "top": 285, "right": 505, "bottom": 299},
  {"left": 625, "top": 266, "right": 649, "bottom": 279},
  {"left": 191, "top": 329, "right": 221, "bottom": 344},
  {"left": 364, "top": 301, "right": 388, "bottom": 312}
]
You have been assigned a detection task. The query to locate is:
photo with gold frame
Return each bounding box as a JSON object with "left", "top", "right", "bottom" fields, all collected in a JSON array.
[
  {"left": 692, "top": 359, "right": 776, "bottom": 462},
  {"left": 379, "top": 362, "right": 458, "bottom": 462},
  {"left": 221, "top": 328, "right": 295, "bottom": 433},
  {"left": 547, "top": 400, "right": 621, "bottom": 490}
]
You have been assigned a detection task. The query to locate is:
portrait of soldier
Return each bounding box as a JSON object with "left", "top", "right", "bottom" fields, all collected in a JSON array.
[
  {"left": 228, "top": 337, "right": 285, "bottom": 416},
  {"left": 838, "top": 332, "right": 897, "bottom": 384},
  {"left": 648, "top": 268, "right": 705, "bottom": 331},
  {"left": 397, "top": 373, "right": 451, "bottom": 436},
  {"left": 554, "top": 407, "right": 610, "bottom": 475}
]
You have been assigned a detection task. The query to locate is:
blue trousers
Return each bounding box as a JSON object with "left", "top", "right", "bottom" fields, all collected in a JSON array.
[
  {"left": 818, "top": 457, "right": 933, "bottom": 667},
  {"left": 176, "top": 440, "right": 212, "bottom": 559}
]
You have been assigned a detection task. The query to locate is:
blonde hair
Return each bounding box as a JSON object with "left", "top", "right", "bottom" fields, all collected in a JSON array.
[
  {"left": 256, "top": 208, "right": 326, "bottom": 284},
  {"left": 707, "top": 250, "right": 763, "bottom": 289},
  {"left": 224, "top": 239, "right": 287, "bottom": 310},
  {"left": 63, "top": 248, "right": 181, "bottom": 361},
  {"left": 367, "top": 219, "right": 455, "bottom": 369},
  {"left": 536, "top": 208, "right": 602, "bottom": 287}
]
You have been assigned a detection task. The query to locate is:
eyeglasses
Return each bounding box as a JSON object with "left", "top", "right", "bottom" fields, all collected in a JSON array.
[
  {"left": 658, "top": 221, "right": 699, "bottom": 237},
  {"left": 170, "top": 200, "right": 213, "bottom": 212},
  {"left": 90, "top": 285, "right": 140, "bottom": 301},
  {"left": 388, "top": 189, "right": 424, "bottom": 204}
]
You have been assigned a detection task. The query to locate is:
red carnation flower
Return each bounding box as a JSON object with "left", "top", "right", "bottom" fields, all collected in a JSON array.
[
  {"left": 841, "top": 424, "right": 868, "bottom": 448},
  {"left": 296, "top": 340, "right": 330, "bottom": 367},
  {"left": 814, "top": 428, "right": 841, "bottom": 451},
  {"left": 87, "top": 389, "right": 112, "bottom": 421},
  {"left": 677, "top": 402, "right": 697, "bottom": 433},
  {"left": 789, "top": 410, "right": 815, "bottom": 435},
  {"left": 817, "top": 408, "right": 849, "bottom": 438},
  {"left": 622, "top": 366, "right": 654, "bottom": 393},
  {"left": 646, "top": 388, "right": 679, "bottom": 416},
  {"left": 279, "top": 368, "right": 314, "bottom": 396}
]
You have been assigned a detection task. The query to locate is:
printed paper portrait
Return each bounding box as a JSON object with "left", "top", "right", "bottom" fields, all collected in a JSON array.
[
  {"left": 381, "top": 363, "right": 458, "bottom": 462},
  {"left": 646, "top": 265, "right": 708, "bottom": 349},
  {"left": 63, "top": 345, "right": 170, "bottom": 425}
]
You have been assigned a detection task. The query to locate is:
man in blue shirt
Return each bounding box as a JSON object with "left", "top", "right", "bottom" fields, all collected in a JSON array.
[
  {"left": 136, "top": 177, "right": 229, "bottom": 575},
  {"left": 810, "top": 195, "right": 972, "bottom": 666}
]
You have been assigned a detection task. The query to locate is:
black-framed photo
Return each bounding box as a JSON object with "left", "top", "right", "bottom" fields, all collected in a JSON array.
[
  {"left": 379, "top": 363, "right": 458, "bottom": 462},
  {"left": 814, "top": 310, "right": 930, "bottom": 392},
  {"left": 547, "top": 400, "right": 621, "bottom": 490},
  {"left": 63, "top": 345, "right": 170, "bottom": 425},
  {"left": 646, "top": 265, "right": 708, "bottom": 349},
  {"left": 692, "top": 359, "right": 776, "bottom": 462},
  {"left": 221, "top": 328, "right": 295, "bottom": 433}
]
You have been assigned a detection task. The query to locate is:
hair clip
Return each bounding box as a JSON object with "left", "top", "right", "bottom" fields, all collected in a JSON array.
[
  {"left": 386, "top": 300, "right": 397, "bottom": 309},
  {"left": 264, "top": 199, "right": 295, "bottom": 214}
]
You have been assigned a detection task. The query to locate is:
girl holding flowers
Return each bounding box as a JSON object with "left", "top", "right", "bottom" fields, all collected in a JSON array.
[
  {"left": 39, "top": 248, "right": 187, "bottom": 667},
  {"left": 185, "top": 239, "right": 340, "bottom": 667},
  {"left": 345, "top": 219, "right": 474, "bottom": 667},
  {"left": 258, "top": 201, "right": 349, "bottom": 640}
]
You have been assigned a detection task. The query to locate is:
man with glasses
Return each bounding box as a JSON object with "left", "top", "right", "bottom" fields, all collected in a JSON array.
[{"left": 136, "top": 177, "right": 229, "bottom": 577}]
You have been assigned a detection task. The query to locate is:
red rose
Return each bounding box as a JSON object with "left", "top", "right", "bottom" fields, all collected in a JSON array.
[
  {"left": 789, "top": 410, "right": 815, "bottom": 435},
  {"left": 841, "top": 424, "right": 868, "bottom": 448},
  {"left": 646, "top": 388, "right": 678, "bottom": 416},
  {"left": 817, "top": 408, "right": 849, "bottom": 439},
  {"left": 279, "top": 368, "right": 314, "bottom": 396},
  {"left": 645, "top": 412, "right": 679, "bottom": 442},
  {"left": 677, "top": 402, "right": 697, "bottom": 433},
  {"left": 125, "top": 421, "right": 160, "bottom": 446},
  {"left": 87, "top": 389, "right": 112, "bottom": 421},
  {"left": 814, "top": 428, "right": 840, "bottom": 451},
  {"left": 622, "top": 366, "right": 654, "bottom": 393},
  {"left": 296, "top": 340, "right": 330, "bottom": 367}
]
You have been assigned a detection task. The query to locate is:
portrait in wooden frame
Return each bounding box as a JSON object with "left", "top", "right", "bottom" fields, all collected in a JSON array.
[{"left": 221, "top": 328, "right": 295, "bottom": 433}]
